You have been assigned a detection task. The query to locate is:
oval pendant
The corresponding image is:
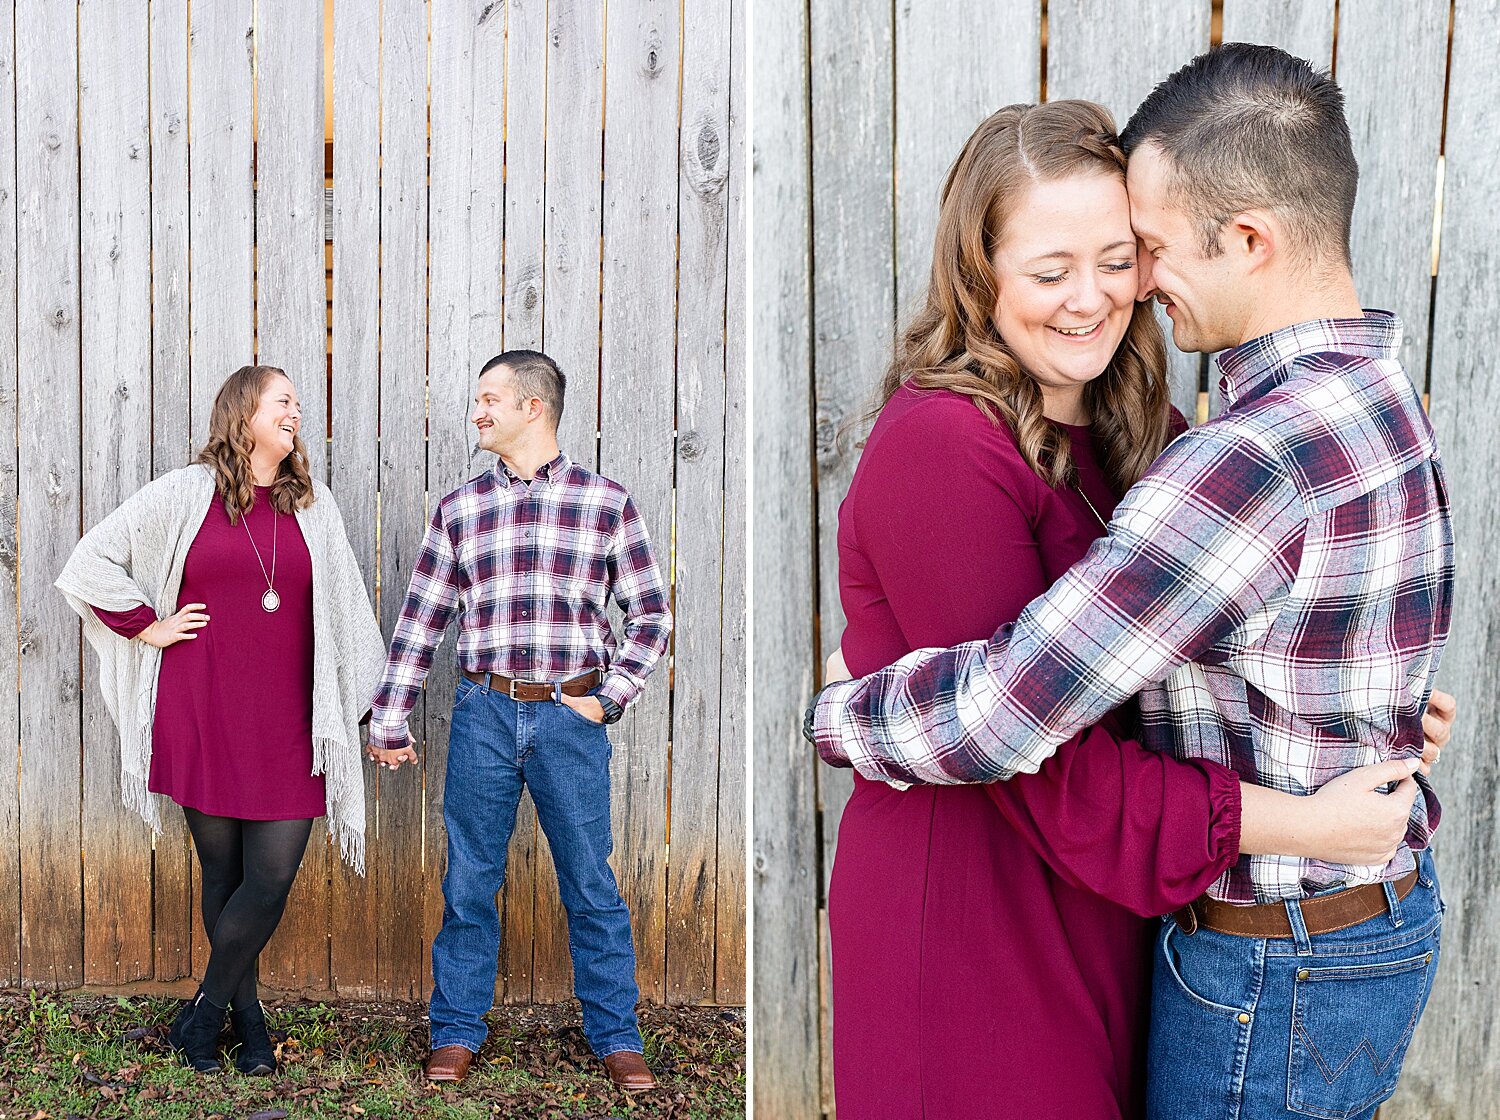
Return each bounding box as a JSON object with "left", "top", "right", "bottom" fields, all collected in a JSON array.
[{"left": 261, "top": 588, "right": 281, "bottom": 613}]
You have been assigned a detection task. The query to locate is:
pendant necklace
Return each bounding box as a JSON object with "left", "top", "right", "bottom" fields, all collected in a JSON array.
[
  {"left": 242, "top": 499, "right": 280, "bottom": 612},
  {"left": 1074, "top": 484, "right": 1108, "bottom": 531}
]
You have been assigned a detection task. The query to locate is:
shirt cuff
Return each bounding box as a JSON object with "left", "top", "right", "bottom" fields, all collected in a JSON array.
[
  {"left": 92, "top": 602, "right": 158, "bottom": 640},
  {"left": 596, "top": 672, "right": 639, "bottom": 712},
  {"left": 367, "top": 721, "right": 410, "bottom": 752}
]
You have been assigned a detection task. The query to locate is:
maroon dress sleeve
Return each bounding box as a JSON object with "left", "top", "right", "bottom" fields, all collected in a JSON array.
[
  {"left": 92, "top": 603, "right": 158, "bottom": 640},
  {"left": 850, "top": 396, "right": 1241, "bottom": 917}
]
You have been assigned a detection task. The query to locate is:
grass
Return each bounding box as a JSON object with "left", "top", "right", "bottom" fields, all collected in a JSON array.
[{"left": 0, "top": 992, "right": 745, "bottom": 1119}]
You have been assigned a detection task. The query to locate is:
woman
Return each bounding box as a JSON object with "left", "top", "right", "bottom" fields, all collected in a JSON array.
[
  {"left": 827, "top": 102, "right": 1452, "bottom": 1118},
  {"left": 56, "top": 365, "right": 397, "bottom": 1074}
]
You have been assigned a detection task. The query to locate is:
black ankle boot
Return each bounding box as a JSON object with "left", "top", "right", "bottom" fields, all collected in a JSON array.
[
  {"left": 169, "top": 991, "right": 227, "bottom": 1073},
  {"left": 229, "top": 1000, "right": 277, "bottom": 1075}
]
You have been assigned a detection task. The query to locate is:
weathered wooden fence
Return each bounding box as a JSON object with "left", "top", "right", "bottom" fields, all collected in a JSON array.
[
  {"left": 752, "top": 0, "right": 1497, "bottom": 1114},
  {"left": 1, "top": 0, "right": 745, "bottom": 1007}
]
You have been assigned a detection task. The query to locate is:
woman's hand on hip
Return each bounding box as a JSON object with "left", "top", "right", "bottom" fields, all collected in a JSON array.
[{"left": 138, "top": 603, "right": 209, "bottom": 648}]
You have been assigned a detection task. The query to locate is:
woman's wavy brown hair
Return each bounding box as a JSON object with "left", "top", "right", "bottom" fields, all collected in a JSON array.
[
  {"left": 871, "top": 99, "right": 1173, "bottom": 493},
  {"left": 195, "top": 365, "right": 316, "bottom": 523}
]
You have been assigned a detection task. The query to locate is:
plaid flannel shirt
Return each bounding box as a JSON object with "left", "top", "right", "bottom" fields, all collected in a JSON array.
[
  {"left": 812, "top": 312, "right": 1453, "bottom": 904},
  {"left": 368, "top": 452, "right": 671, "bottom": 750}
]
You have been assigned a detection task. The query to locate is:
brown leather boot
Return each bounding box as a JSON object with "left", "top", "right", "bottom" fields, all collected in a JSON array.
[
  {"left": 423, "top": 1044, "right": 475, "bottom": 1081},
  {"left": 603, "top": 1050, "right": 658, "bottom": 1091}
]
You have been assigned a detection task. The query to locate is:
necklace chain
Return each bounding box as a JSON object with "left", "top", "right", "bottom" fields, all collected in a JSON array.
[
  {"left": 1073, "top": 484, "right": 1108, "bottom": 530},
  {"left": 242, "top": 501, "right": 279, "bottom": 592}
]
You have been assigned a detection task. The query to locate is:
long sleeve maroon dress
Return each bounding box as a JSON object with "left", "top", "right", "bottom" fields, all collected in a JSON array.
[
  {"left": 92, "top": 483, "right": 325, "bottom": 820},
  {"left": 829, "top": 385, "right": 1243, "bottom": 1119}
]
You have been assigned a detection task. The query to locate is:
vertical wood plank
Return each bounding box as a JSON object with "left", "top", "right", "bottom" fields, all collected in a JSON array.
[
  {"left": 750, "top": 0, "right": 821, "bottom": 1111},
  {"left": 1337, "top": 0, "right": 1448, "bottom": 386},
  {"left": 543, "top": 0, "right": 605, "bottom": 469},
  {"left": 1047, "top": 0, "right": 1209, "bottom": 420},
  {"left": 497, "top": 0, "right": 548, "bottom": 1006},
  {"left": 148, "top": 0, "right": 195, "bottom": 984},
  {"left": 895, "top": 0, "right": 1040, "bottom": 316},
  {"left": 811, "top": 0, "right": 901, "bottom": 1097},
  {"left": 375, "top": 0, "right": 430, "bottom": 1002},
  {"left": 714, "top": 0, "right": 747, "bottom": 1008},
  {"left": 666, "top": 0, "right": 732, "bottom": 1006},
  {"left": 78, "top": 0, "right": 154, "bottom": 987},
  {"left": 599, "top": 0, "right": 680, "bottom": 1009},
  {"left": 1219, "top": 0, "right": 1333, "bottom": 68},
  {"left": 328, "top": 0, "right": 382, "bottom": 1002},
  {"left": 255, "top": 0, "right": 332, "bottom": 994},
  {"left": 0, "top": 0, "right": 20, "bottom": 989},
  {"left": 428, "top": 0, "right": 505, "bottom": 1004},
  {"left": 1388, "top": 2, "right": 1500, "bottom": 1114},
  {"left": 188, "top": 0, "right": 255, "bottom": 444},
  {"left": 1209, "top": 2, "right": 1335, "bottom": 419},
  {"left": 533, "top": 0, "right": 606, "bottom": 1001},
  {"left": 15, "top": 0, "right": 83, "bottom": 989},
  {"left": 151, "top": 0, "right": 191, "bottom": 474}
]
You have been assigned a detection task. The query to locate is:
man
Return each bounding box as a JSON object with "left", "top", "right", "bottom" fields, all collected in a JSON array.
[
  {"left": 368, "top": 350, "right": 671, "bottom": 1091},
  {"left": 810, "top": 45, "right": 1453, "bottom": 1120}
]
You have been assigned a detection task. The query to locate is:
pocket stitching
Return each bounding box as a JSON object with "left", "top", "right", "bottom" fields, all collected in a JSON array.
[
  {"left": 1161, "top": 925, "right": 1250, "bottom": 1019},
  {"left": 1287, "top": 949, "right": 1433, "bottom": 1119}
]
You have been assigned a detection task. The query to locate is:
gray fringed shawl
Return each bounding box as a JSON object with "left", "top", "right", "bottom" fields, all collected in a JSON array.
[{"left": 54, "top": 464, "right": 386, "bottom": 874}]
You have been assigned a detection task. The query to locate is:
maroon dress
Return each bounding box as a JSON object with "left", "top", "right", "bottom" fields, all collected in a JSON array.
[
  {"left": 829, "top": 386, "right": 1242, "bottom": 1119},
  {"left": 94, "top": 484, "right": 325, "bottom": 820}
]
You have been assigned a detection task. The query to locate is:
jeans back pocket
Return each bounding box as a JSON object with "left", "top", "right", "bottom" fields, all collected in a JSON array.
[{"left": 1287, "top": 947, "right": 1436, "bottom": 1119}]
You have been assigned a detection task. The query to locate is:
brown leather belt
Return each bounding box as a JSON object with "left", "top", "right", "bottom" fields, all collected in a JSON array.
[
  {"left": 462, "top": 667, "right": 603, "bottom": 702},
  {"left": 1172, "top": 868, "right": 1420, "bottom": 939}
]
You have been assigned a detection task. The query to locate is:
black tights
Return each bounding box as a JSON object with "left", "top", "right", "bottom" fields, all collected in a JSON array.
[{"left": 183, "top": 808, "right": 314, "bottom": 1009}]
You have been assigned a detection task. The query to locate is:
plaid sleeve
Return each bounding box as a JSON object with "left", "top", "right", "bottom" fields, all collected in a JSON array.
[
  {"left": 596, "top": 493, "right": 672, "bottom": 710},
  {"left": 812, "top": 422, "right": 1308, "bottom": 783},
  {"left": 367, "top": 502, "right": 462, "bottom": 750}
]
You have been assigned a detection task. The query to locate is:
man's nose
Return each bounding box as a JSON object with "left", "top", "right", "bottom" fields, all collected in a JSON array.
[{"left": 1135, "top": 249, "right": 1157, "bottom": 302}]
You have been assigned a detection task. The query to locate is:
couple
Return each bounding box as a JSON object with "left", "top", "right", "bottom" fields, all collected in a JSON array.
[
  {"left": 811, "top": 45, "right": 1455, "bottom": 1120},
  {"left": 56, "top": 352, "right": 670, "bottom": 1091}
]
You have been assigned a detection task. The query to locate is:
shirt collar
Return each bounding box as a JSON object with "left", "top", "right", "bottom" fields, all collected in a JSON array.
[
  {"left": 1214, "top": 310, "right": 1403, "bottom": 411},
  {"left": 494, "top": 451, "right": 570, "bottom": 488}
]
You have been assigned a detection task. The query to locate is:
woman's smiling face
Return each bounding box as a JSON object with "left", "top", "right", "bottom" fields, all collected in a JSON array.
[{"left": 990, "top": 172, "right": 1138, "bottom": 418}]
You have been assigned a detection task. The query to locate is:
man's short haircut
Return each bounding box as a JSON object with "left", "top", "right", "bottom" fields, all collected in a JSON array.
[
  {"left": 1121, "top": 43, "right": 1358, "bottom": 265},
  {"left": 480, "top": 350, "right": 566, "bottom": 428}
]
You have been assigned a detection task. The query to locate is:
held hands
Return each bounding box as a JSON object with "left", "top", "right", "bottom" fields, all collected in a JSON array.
[
  {"left": 367, "top": 731, "right": 419, "bottom": 772},
  {"left": 561, "top": 693, "right": 606, "bottom": 724},
  {"left": 138, "top": 603, "right": 209, "bottom": 648}
]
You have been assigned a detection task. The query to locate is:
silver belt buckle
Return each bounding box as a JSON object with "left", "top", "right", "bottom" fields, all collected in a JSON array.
[{"left": 508, "top": 678, "right": 524, "bottom": 700}]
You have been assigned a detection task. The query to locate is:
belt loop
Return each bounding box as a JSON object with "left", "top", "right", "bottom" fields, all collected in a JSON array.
[
  {"left": 1284, "top": 899, "right": 1313, "bottom": 955},
  {"left": 552, "top": 679, "right": 562, "bottom": 704},
  {"left": 1384, "top": 879, "right": 1404, "bottom": 929}
]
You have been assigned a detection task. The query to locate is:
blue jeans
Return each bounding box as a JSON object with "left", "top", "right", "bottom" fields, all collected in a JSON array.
[
  {"left": 428, "top": 678, "right": 643, "bottom": 1057},
  {"left": 1148, "top": 849, "right": 1443, "bottom": 1120}
]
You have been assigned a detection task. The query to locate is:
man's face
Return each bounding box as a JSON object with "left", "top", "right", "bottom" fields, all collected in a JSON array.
[
  {"left": 1126, "top": 143, "right": 1248, "bottom": 354},
  {"left": 471, "top": 367, "right": 531, "bottom": 454}
]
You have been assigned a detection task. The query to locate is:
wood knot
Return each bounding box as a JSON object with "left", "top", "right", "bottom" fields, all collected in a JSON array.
[
  {"left": 477, "top": 1, "right": 498, "bottom": 26},
  {"left": 43, "top": 131, "right": 62, "bottom": 152},
  {"left": 679, "top": 430, "right": 704, "bottom": 461},
  {"left": 697, "top": 125, "right": 720, "bottom": 172},
  {"left": 51, "top": 307, "right": 71, "bottom": 329},
  {"left": 523, "top": 285, "right": 539, "bottom": 311}
]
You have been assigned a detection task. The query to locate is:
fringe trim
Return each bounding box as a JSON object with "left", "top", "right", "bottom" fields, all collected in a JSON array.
[{"left": 313, "top": 732, "right": 367, "bottom": 877}]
